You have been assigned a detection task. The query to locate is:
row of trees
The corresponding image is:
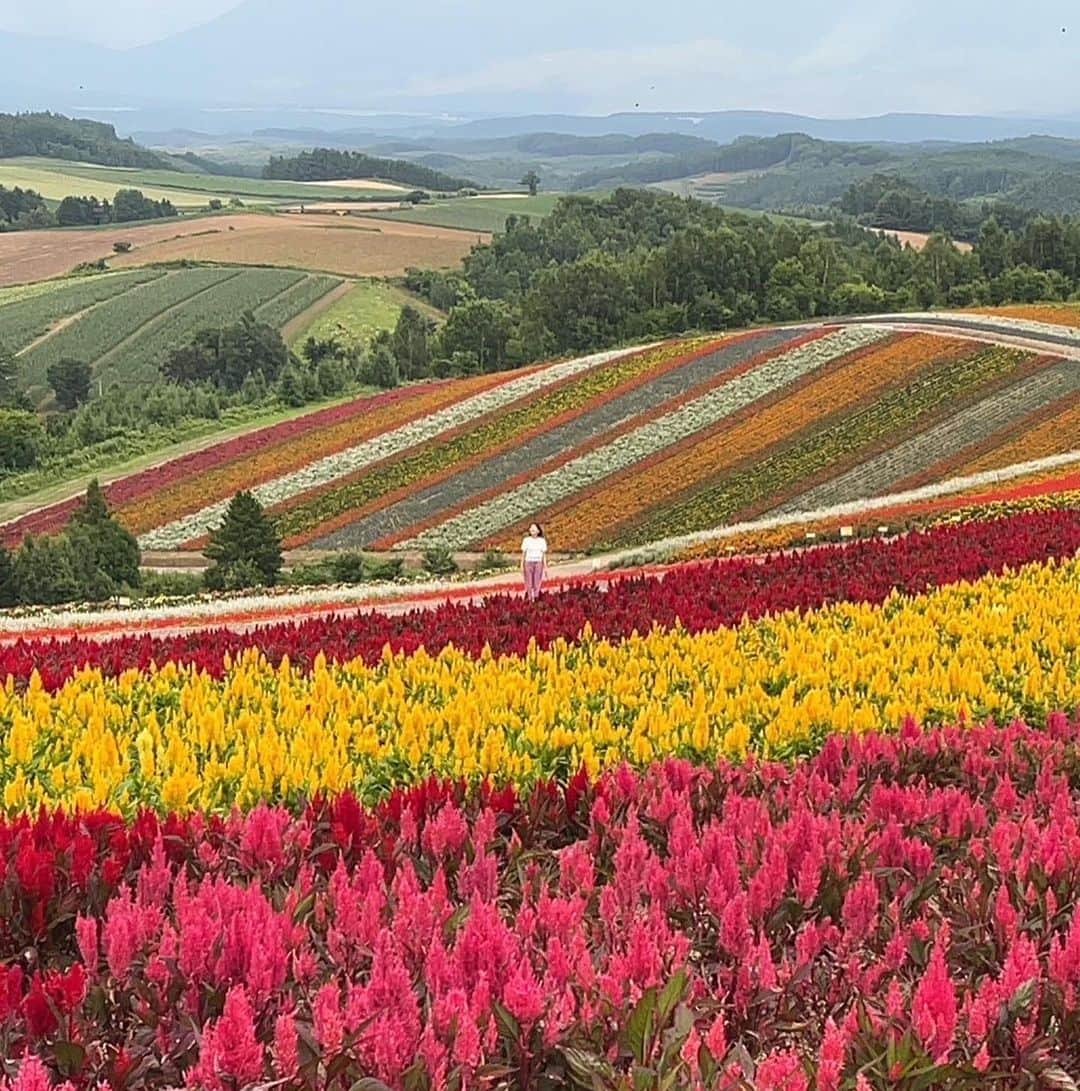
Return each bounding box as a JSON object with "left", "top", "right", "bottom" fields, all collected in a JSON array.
[
  {"left": 0, "top": 482, "right": 284, "bottom": 607},
  {"left": 0, "top": 184, "right": 177, "bottom": 231},
  {"left": 263, "top": 148, "right": 474, "bottom": 191}
]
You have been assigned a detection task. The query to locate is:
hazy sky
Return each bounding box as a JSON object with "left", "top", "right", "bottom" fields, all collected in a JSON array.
[
  {"left": 0, "top": 0, "right": 1077, "bottom": 116},
  {"left": 0, "top": 0, "right": 238, "bottom": 46}
]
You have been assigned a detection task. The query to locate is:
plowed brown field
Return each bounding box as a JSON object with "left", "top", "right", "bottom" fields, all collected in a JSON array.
[{"left": 0, "top": 213, "right": 486, "bottom": 287}]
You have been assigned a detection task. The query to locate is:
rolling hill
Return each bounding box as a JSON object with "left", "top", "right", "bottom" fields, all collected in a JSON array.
[{"left": 5, "top": 309, "right": 1080, "bottom": 555}]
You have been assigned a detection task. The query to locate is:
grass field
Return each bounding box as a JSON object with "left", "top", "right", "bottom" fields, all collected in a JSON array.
[
  {"left": 290, "top": 280, "right": 442, "bottom": 348},
  {"left": 12, "top": 266, "right": 342, "bottom": 397},
  {"left": 367, "top": 193, "right": 561, "bottom": 233},
  {"left": 0, "top": 157, "right": 408, "bottom": 207}
]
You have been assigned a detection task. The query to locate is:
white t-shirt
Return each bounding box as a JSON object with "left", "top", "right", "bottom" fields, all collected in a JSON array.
[{"left": 521, "top": 535, "right": 548, "bottom": 563}]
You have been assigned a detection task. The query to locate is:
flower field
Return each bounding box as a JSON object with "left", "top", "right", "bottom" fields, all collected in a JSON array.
[
  {"left": 3, "top": 500, "right": 1080, "bottom": 1084},
  {"left": 8, "top": 311, "right": 1080, "bottom": 557}
]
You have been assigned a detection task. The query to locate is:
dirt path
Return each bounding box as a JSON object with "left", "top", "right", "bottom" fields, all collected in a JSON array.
[
  {"left": 282, "top": 278, "right": 354, "bottom": 344},
  {"left": 15, "top": 305, "right": 97, "bottom": 358}
]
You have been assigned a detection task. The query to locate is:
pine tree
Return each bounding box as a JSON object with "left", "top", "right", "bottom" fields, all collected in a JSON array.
[
  {"left": 70, "top": 479, "right": 141, "bottom": 589},
  {"left": 0, "top": 545, "right": 17, "bottom": 608},
  {"left": 204, "top": 491, "right": 283, "bottom": 590}
]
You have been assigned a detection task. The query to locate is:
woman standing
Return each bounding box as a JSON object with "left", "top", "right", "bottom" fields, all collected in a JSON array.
[{"left": 520, "top": 523, "right": 548, "bottom": 601}]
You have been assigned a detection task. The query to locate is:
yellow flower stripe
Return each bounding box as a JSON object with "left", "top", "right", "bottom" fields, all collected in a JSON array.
[{"left": 3, "top": 558, "right": 1080, "bottom": 814}]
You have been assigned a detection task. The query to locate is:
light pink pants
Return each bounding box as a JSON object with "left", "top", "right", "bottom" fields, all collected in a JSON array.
[{"left": 523, "top": 560, "right": 544, "bottom": 600}]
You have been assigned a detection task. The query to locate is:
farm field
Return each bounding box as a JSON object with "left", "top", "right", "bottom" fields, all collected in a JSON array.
[
  {"left": 5, "top": 266, "right": 342, "bottom": 399},
  {"left": 0, "top": 156, "right": 407, "bottom": 205},
  {"left": 367, "top": 191, "right": 561, "bottom": 232},
  {"left": 0, "top": 212, "right": 481, "bottom": 288},
  {"left": 3, "top": 503, "right": 1080, "bottom": 1085},
  {"left": 108, "top": 212, "right": 485, "bottom": 276},
  {"left": 289, "top": 278, "right": 442, "bottom": 348},
  {"left": 7, "top": 308, "right": 1080, "bottom": 555}
]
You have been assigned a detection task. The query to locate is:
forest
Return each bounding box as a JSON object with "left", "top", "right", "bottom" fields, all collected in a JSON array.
[
  {"left": 263, "top": 148, "right": 476, "bottom": 191},
  {"left": 376, "top": 188, "right": 1080, "bottom": 376}
]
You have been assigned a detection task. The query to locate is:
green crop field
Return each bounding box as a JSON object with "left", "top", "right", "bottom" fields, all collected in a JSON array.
[
  {"left": 11, "top": 266, "right": 341, "bottom": 399},
  {"left": 291, "top": 280, "right": 442, "bottom": 348},
  {"left": 18, "top": 267, "right": 243, "bottom": 396},
  {"left": 254, "top": 273, "right": 343, "bottom": 330},
  {"left": 0, "top": 158, "right": 406, "bottom": 209},
  {"left": 366, "top": 193, "right": 562, "bottom": 233},
  {"left": 0, "top": 270, "right": 165, "bottom": 354},
  {"left": 92, "top": 267, "right": 311, "bottom": 390}
]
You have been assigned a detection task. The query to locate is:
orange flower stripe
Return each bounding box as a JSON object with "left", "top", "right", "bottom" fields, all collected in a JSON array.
[
  {"left": 116, "top": 372, "right": 509, "bottom": 536},
  {"left": 954, "top": 395, "right": 1080, "bottom": 477},
  {"left": 973, "top": 304, "right": 1080, "bottom": 328},
  {"left": 375, "top": 331, "right": 831, "bottom": 551},
  {"left": 527, "top": 333, "right": 971, "bottom": 551}
]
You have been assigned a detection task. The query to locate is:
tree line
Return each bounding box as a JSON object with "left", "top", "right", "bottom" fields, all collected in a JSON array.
[
  {"left": 263, "top": 148, "right": 476, "bottom": 192},
  {"left": 0, "top": 112, "right": 168, "bottom": 168},
  {"left": 308, "top": 188, "right": 1080, "bottom": 386},
  {"left": 0, "top": 184, "right": 177, "bottom": 231}
]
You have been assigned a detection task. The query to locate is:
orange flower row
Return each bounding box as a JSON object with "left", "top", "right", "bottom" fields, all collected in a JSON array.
[
  {"left": 973, "top": 304, "right": 1080, "bottom": 328},
  {"left": 954, "top": 394, "right": 1080, "bottom": 477},
  {"left": 117, "top": 372, "right": 508, "bottom": 536},
  {"left": 522, "top": 333, "right": 971, "bottom": 552}
]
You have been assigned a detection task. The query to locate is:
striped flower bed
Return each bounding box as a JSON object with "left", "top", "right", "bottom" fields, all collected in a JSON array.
[
  {"left": 774, "top": 358, "right": 1080, "bottom": 516},
  {"left": 362, "top": 328, "right": 824, "bottom": 551},
  {"left": 0, "top": 381, "right": 460, "bottom": 545},
  {"left": 519, "top": 331, "right": 964, "bottom": 552},
  {"left": 399, "top": 326, "right": 889, "bottom": 550},
  {"left": 138, "top": 346, "right": 643, "bottom": 549},
  {"left": 615, "top": 345, "right": 1043, "bottom": 549},
  {"left": 271, "top": 334, "right": 768, "bottom": 548}
]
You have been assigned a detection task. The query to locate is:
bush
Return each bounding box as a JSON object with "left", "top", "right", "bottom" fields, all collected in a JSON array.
[
  {"left": 0, "top": 410, "right": 42, "bottom": 471},
  {"left": 422, "top": 545, "right": 458, "bottom": 576},
  {"left": 112, "top": 241, "right": 133, "bottom": 254}
]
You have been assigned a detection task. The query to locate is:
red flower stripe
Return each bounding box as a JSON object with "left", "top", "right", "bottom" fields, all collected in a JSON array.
[{"left": 7, "top": 505, "right": 1080, "bottom": 690}]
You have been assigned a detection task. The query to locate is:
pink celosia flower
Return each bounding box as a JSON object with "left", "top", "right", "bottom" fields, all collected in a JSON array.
[
  {"left": 911, "top": 933, "right": 957, "bottom": 1063},
  {"left": 186, "top": 986, "right": 263, "bottom": 1091}
]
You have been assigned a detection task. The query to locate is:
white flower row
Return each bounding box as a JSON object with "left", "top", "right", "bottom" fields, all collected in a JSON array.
[
  {"left": 0, "top": 573, "right": 508, "bottom": 637},
  {"left": 862, "top": 311, "right": 1080, "bottom": 346},
  {"left": 139, "top": 344, "right": 651, "bottom": 550},
  {"left": 401, "top": 326, "right": 890, "bottom": 550}
]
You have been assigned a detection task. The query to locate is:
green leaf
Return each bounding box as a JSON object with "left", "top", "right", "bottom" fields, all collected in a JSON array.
[
  {"left": 656, "top": 969, "right": 689, "bottom": 1026},
  {"left": 623, "top": 987, "right": 657, "bottom": 1065},
  {"left": 291, "top": 891, "right": 316, "bottom": 924},
  {"left": 53, "top": 1041, "right": 85, "bottom": 1077},
  {"left": 350, "top": 1080, "right": 394, "bottom": 1091},
  {"left": 1040, "top": 1067, "right": 1080, "bottom": 1091},
  {"left": 492, "top": 998, "right": 521, "bottom": 1043},
  {"left": 1007, "top": 978, "right": 1037, "bottom": 1019},
  {"left": 560, "top": 1046, "right": 616, "bottom": 1089}
]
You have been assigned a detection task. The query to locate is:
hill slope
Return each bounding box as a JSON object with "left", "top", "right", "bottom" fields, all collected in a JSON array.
[{"left": 5, "top": 310, "right": 1079, "bottom": 553}]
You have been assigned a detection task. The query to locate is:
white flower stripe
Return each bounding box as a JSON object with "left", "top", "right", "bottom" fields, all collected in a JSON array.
[
  {"left": 401, "top": 326, "right": 890, "bottom": 550},
  {"left": 139, "top": 345, "right": 646, "bottom": 549}
]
